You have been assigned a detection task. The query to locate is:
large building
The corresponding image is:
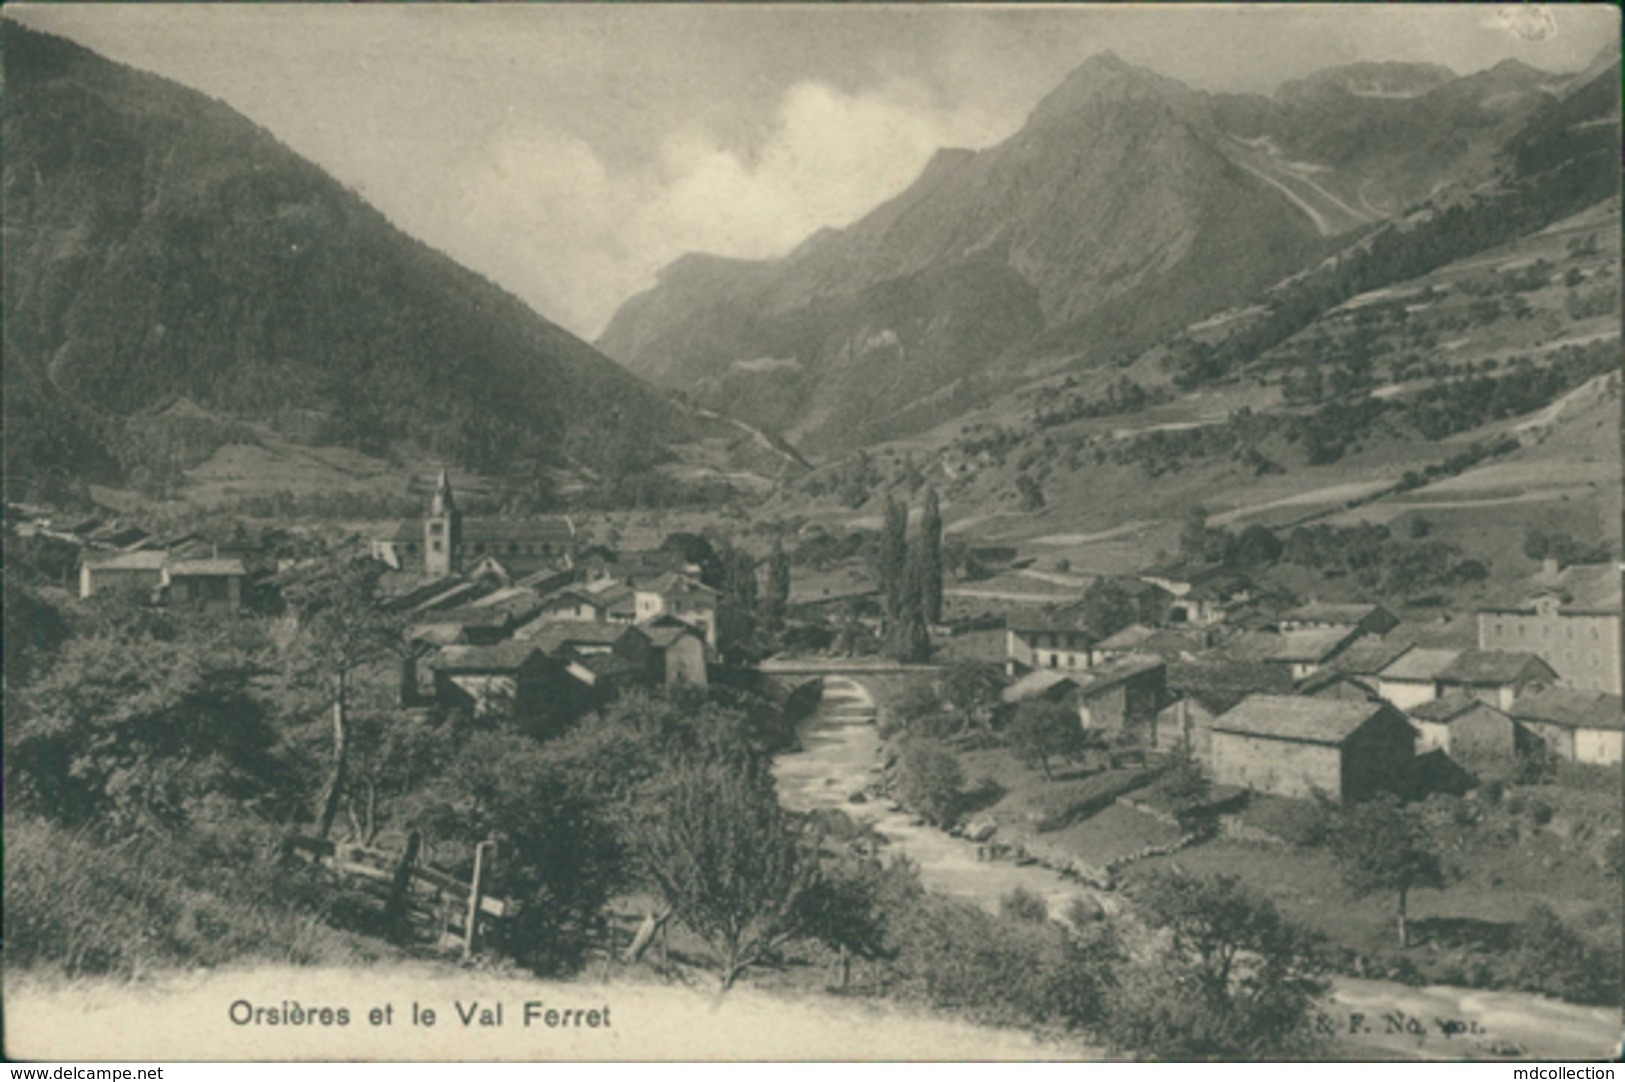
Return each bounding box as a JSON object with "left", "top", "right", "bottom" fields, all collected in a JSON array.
[
  {"left": 1209, "top": 695, "right": 1416, "bottom": 803},
  {"left": 371, "top": 470, "right": 576, "bottom": 579},
  {"left": 1477, "top": 562, "right": 1622, "bottom": 695}
]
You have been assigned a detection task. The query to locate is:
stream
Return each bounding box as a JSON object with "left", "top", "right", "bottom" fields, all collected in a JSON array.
[{"left": 773, "top": 676, "right": 1621, "bottom": 1061}]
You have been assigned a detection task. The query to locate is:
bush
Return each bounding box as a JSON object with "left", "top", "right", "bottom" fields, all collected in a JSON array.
[
  {"left": 896, "top": 739, "right": 965, "bottom": 827},
  {"left": 1110, "top": 871, "right": 1330, "bottom": 1059},
  {"left": 1527, "top": 799, "right": 1555, "bottom": 827},
  {"left": 880, "top": 884, "right": 1117, "bottom": 1032},
  {"left": 5, "top": 816, "right": 384, "bottom": 978},
  {"left": 1513, "top": 905, "right": 1623, "bottom": 1005},
  {"left": 999, "top": 887, "right": 1050, "bottom": 924}
]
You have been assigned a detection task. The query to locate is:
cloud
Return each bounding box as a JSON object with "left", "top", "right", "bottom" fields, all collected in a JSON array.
[
  {"left": 451, "top": 78, "right": 1015, "bottom": 337},
  {"left": 1482, "top": 5, "right": 1559, "bottom": 43}
]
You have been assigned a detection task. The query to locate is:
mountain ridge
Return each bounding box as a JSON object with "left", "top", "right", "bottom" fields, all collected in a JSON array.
[{"left": 2, "top": 23, "right": 800, "bottom": 501}]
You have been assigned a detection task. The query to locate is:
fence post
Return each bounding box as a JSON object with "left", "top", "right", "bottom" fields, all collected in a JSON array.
[
  {"left": 463, "top": 839, "right": 491, "bottom": 961},
  {"left": 384, "top": 831, "right": 421, "bottom": 943}
]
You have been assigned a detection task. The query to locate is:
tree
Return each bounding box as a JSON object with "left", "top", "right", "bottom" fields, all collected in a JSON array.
[
  {"left": 8, "top": 618, "right": 288, "bottom": 834},
  {"left": 896, "top": 739, "right": 964, "bottom": 827},
  {"left": 879, "top": 496, "right": 909, "bottom": 626},
  {"left": 422, "top": 732, "right": 624, "bottom": 974},
  {"left": 941, "top": 661, "right": 1004, "bottom": 735},
  {"left": 1232, "top": 524, "right": 1283, "bottom": 568},
  {"left": 1112, "top": 870, "right": 1329, "bottom": 1059},
  {"left": 768, "top": 536, "right": 791, "bottom": 619},
  {"left": 279, "top": 558, "right": 403, "bottom": 840},
  {"left": 1081, "top": 578, "right": 1137, "bottom": 640},
  {"left": 637, "top": 759, "right": 817, "bottom": 990},
  {"left": 1007, "top": 700, "right": 1085, "bottom": 781},
  {"left": 889, "top": 543, "right": 933, "bottom": 664},
  {"left": 1015, "top": 473, "right": 1045, "bottom": 512},
  {"left": 715, "top": 545, "right": 761, "bottom": 662},
  {"left": 1329, "top": 794, "right": 1446, "bottom": 948},
  {"left": 919, "top": 487, "right": 945, "bottom": 625}
]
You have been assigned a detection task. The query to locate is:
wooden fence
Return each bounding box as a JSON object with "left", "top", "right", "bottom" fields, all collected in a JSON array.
[{"left": 285, "top": 832, "right": 512, "bottom": 957}]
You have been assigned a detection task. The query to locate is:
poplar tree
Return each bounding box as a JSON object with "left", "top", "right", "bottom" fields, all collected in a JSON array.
[
  {"left": 879, "top": 496, "right": 909, "bottom": 627},
  {"left": 920, "top": 487, "right": 944, "bottom": 625}
]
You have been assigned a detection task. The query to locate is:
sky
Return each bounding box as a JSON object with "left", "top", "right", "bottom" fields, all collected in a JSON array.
[{"left": 8, "top": 4, "right": 1619, "bottom": 339}]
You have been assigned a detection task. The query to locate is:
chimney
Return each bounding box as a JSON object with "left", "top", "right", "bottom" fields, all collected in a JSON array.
[{"left": 1542, "top": 556, "right": 1560, "bottom": 576}]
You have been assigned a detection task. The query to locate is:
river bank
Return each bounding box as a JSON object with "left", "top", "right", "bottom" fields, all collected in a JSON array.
[{"left": 773, "top": 676, "right": 1621, "bottom": 1061}]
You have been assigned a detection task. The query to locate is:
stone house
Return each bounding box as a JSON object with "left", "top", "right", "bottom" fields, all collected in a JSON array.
[
  {"left": 1434, "top": 650, "right": 1557, "bottom": 711},
  {"left": 1209, "top": 695, "right": 1416, "bottom": 803},
  {"left": 1002, "top": 656, "right": 1166, "bottom": 735},
  {"left": 431, "top": 643, "right": 566, "bottom": 727},
  {"left": 635, "top": 573, "right": 719, "bottom": 650},
  {"left": 644, "top": 620, "right": 709, "bottom": 690},
  {"left": 1406, "top": 697, "right": 1520, "bottom": 762},
  {"left": 1375, "top": 647, "right": 1462, "bottom": 710},
  {"left": 1508, "top": 687, "right": 1624, "bottom": 766}
]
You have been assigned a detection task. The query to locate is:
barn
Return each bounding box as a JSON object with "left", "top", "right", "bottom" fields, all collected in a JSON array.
[{"left": 1209, "top": 695, "right": 1416, "bottom": 803}]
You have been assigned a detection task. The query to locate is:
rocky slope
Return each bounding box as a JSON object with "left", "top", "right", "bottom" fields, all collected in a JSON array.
[{"left": 597, "top": 52, "right": 1591, "bottom": 456}]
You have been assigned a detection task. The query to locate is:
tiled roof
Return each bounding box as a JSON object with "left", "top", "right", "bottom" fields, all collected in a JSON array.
[
  {"left": 1269, "top": 627, "right": 1358, "bottom": 663},
  {"left": 433, "top": 643, "right": 547, "bottom": 673},
  {"left": 1329, "top": 637, "right": 1416, "bottom": 676},
  {"left": 165, "top": 558, "right": 247, "bottom": 577},
  {"left": 1002, "top": 669, "right": 1080, "bottom": 703},
  {"left": 1211, "top": 695, "right": 1404, "bottom": 746},
  {"left": 1097, "top": 624, "right": 1158, "bottom": 651},
  {"left": 1281, "top": 602, "right": 1387, "bottom": 625},
  {"left": 1436, "top": 650, "right": 1554, "bottom": 687},
  {"left": 1509, "top": 687, "right": 1624, "bottom": 732},
  {"left": 1378, "top": 648, "right": 1462, "bottom": 682},
  {"left": 645, "top": 623, "right": 701, "bottom": 648},
  {"left": 523, "top": 620, "right": 643, "bottom": 654},
  {"left": 1408, "top": 696, "right": 1499, "bottom": 723},
  {"left": 83, "top": 550, "right": 169, "bottom": 571}
]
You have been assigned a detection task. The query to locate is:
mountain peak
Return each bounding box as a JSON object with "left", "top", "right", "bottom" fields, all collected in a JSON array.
[{"left": 1028, "top": 50, "right": 1185, "bottom": 125}]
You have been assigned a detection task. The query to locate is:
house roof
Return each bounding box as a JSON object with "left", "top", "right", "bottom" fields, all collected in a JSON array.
[
  {"left": 433, "top": 643, "right": 548, "bottom": 674},
  {"left": 1481, "top": 562, "right": 1622, "bottom": 616},
  {"left": 1408, "top": 696, "right": 1502, "bottom": 724},
  {"left": 165, "top": 558, "right": 248, "bottom": 577},
  {"left": 82, "top": 550, "right": 169, "bottom": 571},
  {"left": 522, "top": 620, "right": 644, "bottom": 655},
  {"left": 1270, "top": 627, "right": 1359, "bottom": 663},
  {"left": 1281, "top": 602, "right": 1389, "bottom": 626},
  {"left": 417, "top": 605, "right": 513, "bottom": 629},
  {"left": 1167, "top": 660, "right": 1295, "bottom": 700},
  {"left": 1003, "top": 656, "right": 1164, "bottom": 704},
  {"left": 1508, "top": 687, "right": 1624, "bottom": 732},
  {"left": 1378, "top": 647, "right": 1462, "bottom": 682},
  {"left": 644, "top": 623, "right": 701, "bottom": 648},
  {"left": 1436, "top": 650, "right": 1555, "bottom": 687},
  {"left": 1296, "top": 670, "right": 1378, "bottom": 699},
  {"left": 579, "top": 652, "right": 642, "bottom": 678},
  {"left": 1097, "top": 623, "right": 1158, "bottom": 651},
  {"left": 640, "top": 572, "right": 719, "bottom": 600},
  {"left": 1211, "top": 695, "right": 1405, "bottom": 746},
  {"left": 1002, "top": 669, "right": 1081, "bottom": 703},
  {"left": 1328, "top": 637, "right": 1417, "bottom": 677}
]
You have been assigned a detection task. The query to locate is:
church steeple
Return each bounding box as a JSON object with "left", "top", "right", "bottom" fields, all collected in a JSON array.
[
  {"left": 431, "top": 467, "right": 457, "bottom": 517},
  {"left": 424, "top": 467, "right": 462, "bottom": 576}
]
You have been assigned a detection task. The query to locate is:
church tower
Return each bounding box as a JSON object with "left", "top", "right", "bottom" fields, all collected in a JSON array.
[{"left": 423, "top": 468, "right": 462, "bottom": 576}]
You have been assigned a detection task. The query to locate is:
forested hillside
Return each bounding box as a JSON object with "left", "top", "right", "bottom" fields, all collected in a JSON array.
[{"left": 2, "top": 25, "right": 730, "bottom": 498}]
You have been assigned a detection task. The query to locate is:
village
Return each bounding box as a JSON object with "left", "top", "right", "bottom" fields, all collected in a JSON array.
[{"left": 34, "top": 462, "right": 1622, "bottom": 938}]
